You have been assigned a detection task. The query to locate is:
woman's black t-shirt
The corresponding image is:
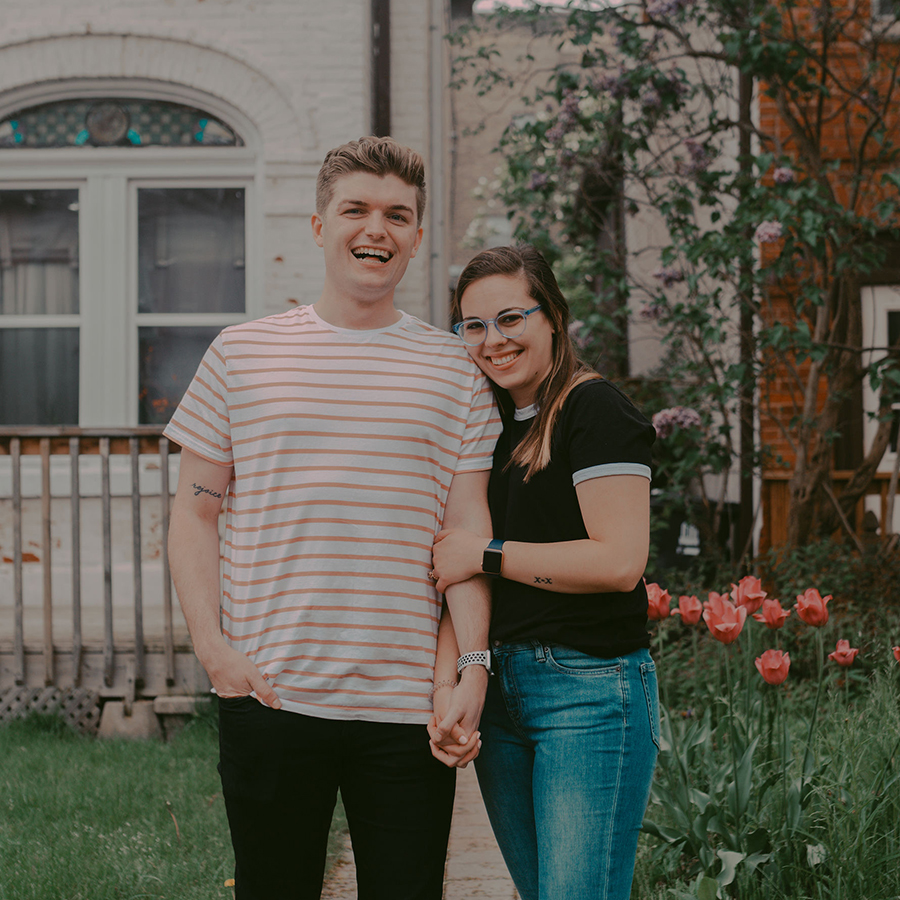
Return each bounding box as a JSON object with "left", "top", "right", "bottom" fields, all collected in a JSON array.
[{"left": 488, "top": 378, "right": 656, "bottom": 658}]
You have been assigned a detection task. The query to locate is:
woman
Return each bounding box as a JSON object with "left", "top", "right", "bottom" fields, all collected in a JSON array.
[{"left": 429, "top": 245, "right": 659, "bottom": 900}]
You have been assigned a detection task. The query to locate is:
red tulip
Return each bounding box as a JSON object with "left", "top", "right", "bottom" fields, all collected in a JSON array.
[
  {"left": 731, "top": 575, "right": 767, "bottom": 614},
  {"left": 752, "top": 598, "right": 791, "bottom": 630},
  {"left": 646, "top": 582, "right": 672, "bottom": 620},
  {"left": 702, "top": 592, "right": 747, "bottom": 645},
  {"left": 828, "top": 639, "right": 859, "bottom": 667},
  {"left": 892, "top": 646, "right": 900, "bottom": 663},
  {"left": 755, "top": 649, "right": 791, "bottom": 685},
  {"left": 794, "top": 587, "right": 831, "bottom": 627},
  {"left": 704, "top": 590, "right": 731, "bottom": 609},
  {"left": 672, "top": 594, "right": 703, "bottom": 625}
]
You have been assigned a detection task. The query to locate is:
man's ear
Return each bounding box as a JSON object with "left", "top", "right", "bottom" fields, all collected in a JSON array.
[
  {"left": 311, "top": 212, "right": 324, "bottom": 247},
  {"left": 409, "top": 225, "right": 424, "bottom": 259}
]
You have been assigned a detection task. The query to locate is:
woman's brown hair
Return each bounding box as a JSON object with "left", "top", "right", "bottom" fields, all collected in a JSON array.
[{"left": 451, "top": 245, "right": 599, "bottom": 481}]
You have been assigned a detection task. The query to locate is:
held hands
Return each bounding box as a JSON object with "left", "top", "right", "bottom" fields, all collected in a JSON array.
[
  {"left": 198, "top": 639, "right": 282, "bottom": 709},
  {"left": 431, "top": 529, "right": 491, "bottom": 593},
  {"left": 427, "top": 667, "right": 488, "bottom": 768}
]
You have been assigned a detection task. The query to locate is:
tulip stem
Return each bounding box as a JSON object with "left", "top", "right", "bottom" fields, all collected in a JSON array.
[
  {"left": 723, "top": 646, "right": 742, "bottom": 847},
  {"left": 801, "top": 630, "right": 826, "bottom": 791},
  {"left": 691, "top": 628, "right": 700, "bottom": 703}
]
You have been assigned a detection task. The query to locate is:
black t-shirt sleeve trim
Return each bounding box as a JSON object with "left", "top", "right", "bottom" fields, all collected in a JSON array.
[{"left": 561, "top": 379, "right": 655, "bottom": 477}]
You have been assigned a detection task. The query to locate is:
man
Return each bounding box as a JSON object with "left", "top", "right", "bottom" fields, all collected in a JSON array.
[{"left": 164, "top": 136, "right": 500, "bottom": 900}]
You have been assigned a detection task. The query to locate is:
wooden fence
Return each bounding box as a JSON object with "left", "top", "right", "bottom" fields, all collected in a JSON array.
[
  {"left": 760, "top": 469, "right": 897, "bottom": 551},
  {"left": 0, "top": 427, "right": 208, "bottom": 702}
]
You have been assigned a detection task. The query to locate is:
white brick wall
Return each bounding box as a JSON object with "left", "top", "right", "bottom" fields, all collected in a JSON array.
[{"left": 0, "top": 0, "right": 441, "bottom": 321}]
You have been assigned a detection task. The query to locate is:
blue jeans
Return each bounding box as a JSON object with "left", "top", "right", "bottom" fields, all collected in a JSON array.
[{"left": 475, "top": 642, "right": 659, "bottom": 900}]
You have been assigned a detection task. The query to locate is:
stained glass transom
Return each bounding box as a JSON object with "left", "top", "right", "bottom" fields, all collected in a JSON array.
[{"left": 0, "top": 98, "right": 243, "bottom": 149}]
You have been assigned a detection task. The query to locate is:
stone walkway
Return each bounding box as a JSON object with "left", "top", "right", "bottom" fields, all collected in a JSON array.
[{"left": 321, "top": 765, "right": 519, "bottom": 899}]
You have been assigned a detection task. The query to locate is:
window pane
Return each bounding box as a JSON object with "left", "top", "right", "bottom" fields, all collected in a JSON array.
[
  {"left": 0, "top": 328, "right": 79, "bottom": 424},
  {"left": 138, "top": 188, "right": 245, "bottom": 315},
  {"left": 890, "top": 311, "right": 900, "bottom": 453},
  {"left": 138, "top": 326, "right": 222, "bottom": 425},
  {"left": 0, "top": 189, "right": 79, "bottom": 315}
]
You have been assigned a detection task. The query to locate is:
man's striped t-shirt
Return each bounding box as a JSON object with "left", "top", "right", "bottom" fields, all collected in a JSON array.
[{"left": 164, "top": 304, "right": 502, "bottom": 724}]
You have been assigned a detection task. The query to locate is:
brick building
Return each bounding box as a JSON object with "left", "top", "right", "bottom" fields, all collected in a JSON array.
[{"left": 756, "top": 0, "right": 900, "bottom": 548}]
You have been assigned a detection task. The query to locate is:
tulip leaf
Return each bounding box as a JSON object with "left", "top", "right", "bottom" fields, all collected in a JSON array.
[
  {"left": 690, "top": 788, "right": 711, "bottom": 812},
  {"left": 696, "top": 874, "right": 719, "bottom": 900},
  {"left": 641, "top": 818, "right": 685, "bottom": 844},
  {"left": 786, "top": 782, "right": 802, "bottom": 831},
  {"left": 715, "top": 849, "right": 745, "bottom": 887},
  {"left": 735, "top": 735, "right": 760, "bottom": 818},
  {"left": 743, "top": 851, "right": 772, "bottom": 872},
  {"left": 745, "top": 827, "right": 771, "bottom": 855}
]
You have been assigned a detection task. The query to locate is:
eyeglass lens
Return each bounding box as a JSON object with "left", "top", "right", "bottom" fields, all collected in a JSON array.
[{"left": 459, "top": 312, "right": 527, "bottom": 345}]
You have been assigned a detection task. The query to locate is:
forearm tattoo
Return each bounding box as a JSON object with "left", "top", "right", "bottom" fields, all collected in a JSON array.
[
  {"left": 534, "top": 576, "right": 552, "bottom": 585},
  {"left": 192, "top": 483, "right": 223, "bottom": 499}
]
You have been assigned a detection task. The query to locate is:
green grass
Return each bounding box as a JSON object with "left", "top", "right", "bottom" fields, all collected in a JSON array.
[{"left": 0, "top": 714, "right": 349, "bottom": 900}]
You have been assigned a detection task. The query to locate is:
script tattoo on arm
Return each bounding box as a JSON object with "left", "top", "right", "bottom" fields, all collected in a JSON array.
[{"left": 192, "top": 483, "right": 223, "bottom": 499}]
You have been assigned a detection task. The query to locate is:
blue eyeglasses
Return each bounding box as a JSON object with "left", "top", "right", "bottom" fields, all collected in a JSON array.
[{"left": 452, "top": 305, "right": 543, "bottom": 347}]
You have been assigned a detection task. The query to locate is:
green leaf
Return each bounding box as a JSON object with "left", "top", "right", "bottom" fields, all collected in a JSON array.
[
  {"left": 715, "top": 850, "right": 745, "bottom": 887},
  {"left": 696, "top": 874, "right": 720, "bottom": 900}
]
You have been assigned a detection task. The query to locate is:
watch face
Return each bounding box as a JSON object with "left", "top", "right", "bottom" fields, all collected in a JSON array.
[{"left": 482, "top": 549, "right": 503, "bottom": 575}]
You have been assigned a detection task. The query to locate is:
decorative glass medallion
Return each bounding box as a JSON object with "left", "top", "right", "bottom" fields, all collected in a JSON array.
[{"left": 0, "top": 98, "right": 243, "bottom": 148}]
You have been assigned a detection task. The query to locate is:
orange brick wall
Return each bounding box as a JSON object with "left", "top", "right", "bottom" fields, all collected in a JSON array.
[{"left": 757, "top": 0, "right": 900, "bottom": 471}]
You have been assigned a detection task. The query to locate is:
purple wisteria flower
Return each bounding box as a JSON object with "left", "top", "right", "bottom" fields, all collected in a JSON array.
[
  {"left": 597, "top": 70, "right": 631, "bottom": 100},
  {"left": 652, "top": 265, "right": 685, "bottom": 287},
  {"left": 639, "top": 300, "right": 665, "bottom": 321},
  {"left": 754, "top": 220, "right": 784, "bottom": 243},
  {"left": 773, "top": 167, "right": 794, "bottom": 184},
  {"left": 642, "top": 89, "right": 662, "bottom": 110},
  {"left": 528, "top": 171, "right": 550, "bottom": 191},
  {"left": 546, "top": 89, "right": 581, "bottom": 144},
  {"left": 680, "top": 138, "right": 713, "bottom": 174},
  {"left": 647, "top": 0, "right": 695, "bottom": 17},
  {"left": 652, "top": 406, "right": 703, "bottom": 439}
]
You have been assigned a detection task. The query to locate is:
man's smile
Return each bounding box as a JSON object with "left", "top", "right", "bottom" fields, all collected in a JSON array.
[{"left": 352, "top": 245, "right": 394, "bottom": 263}]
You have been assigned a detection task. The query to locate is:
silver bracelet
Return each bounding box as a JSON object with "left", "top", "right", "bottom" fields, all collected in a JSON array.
[{"left": 431, "top": 679, "right": 458, "bottom": 695}]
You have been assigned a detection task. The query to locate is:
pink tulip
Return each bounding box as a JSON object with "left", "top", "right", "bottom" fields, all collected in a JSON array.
[
  {"left": 794, "top": 587, "right": 831, "bottom": 627},
  {"left": 892, "top": 646, "right": 900, "bottom": 663},
  {"left": 755, "top": 649, "right": 791, "bottom": 685},
  {"left": 646, "top": 582, "right": 672, "bottom": 620},
  {"left": 702, "top": 592, "right": 747, "bottom": 645},
  {"left": 828, "top": 639, "right": 859, "bottom": 667},
  {"left": 704, "top": 590, "right": 731, "bottom": 610},
  {"left": 731, "top": 575, "right": 767, "bottom": 614},
  {"left": 752, "top": 598, "right": 791, "bottom": 630},
  {"left": 672, "top": 594, "right": 703, "bottom": 625}
]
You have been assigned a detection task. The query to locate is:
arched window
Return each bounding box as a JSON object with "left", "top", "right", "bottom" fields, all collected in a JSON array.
[{"left": 0, "top": 93, "right": 256, "bottom": 427}]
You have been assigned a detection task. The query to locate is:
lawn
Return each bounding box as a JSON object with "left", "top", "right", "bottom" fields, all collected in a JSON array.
[{"left": 0, "top": 713, "right": 348, "bottom": 900}]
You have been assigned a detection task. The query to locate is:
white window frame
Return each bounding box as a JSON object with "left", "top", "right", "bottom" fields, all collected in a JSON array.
[
  {"left": 0, "top": 144, "right": 261, "bottom": 427},
  {"left": 861, "top": 284, "right": 900, "bottom": 473}
]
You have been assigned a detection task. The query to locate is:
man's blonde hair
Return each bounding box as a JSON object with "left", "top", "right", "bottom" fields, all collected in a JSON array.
[{"left": 316, "top": 136, "right": 426, "bottom": 225}]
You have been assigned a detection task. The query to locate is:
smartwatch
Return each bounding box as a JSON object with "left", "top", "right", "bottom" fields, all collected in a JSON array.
[
  {"left": 482, "top": 538, "right": 505, "bottom": 576},
  {"left": 457, "top": 650, "right": 492, "bottom": 675}
]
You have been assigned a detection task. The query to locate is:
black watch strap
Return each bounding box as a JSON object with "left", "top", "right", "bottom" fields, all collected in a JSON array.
[{"left": 482, "top": 538, "right": 505, "bottom": 576}]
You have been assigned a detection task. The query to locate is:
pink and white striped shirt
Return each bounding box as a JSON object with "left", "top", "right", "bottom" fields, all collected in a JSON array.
[{"left": 164, "top": 305, "right": 501, "bottom": 724}]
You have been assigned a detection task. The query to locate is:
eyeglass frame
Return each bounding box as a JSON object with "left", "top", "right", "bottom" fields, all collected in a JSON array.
[{"left": 451, "top": 304, "right": 543, "bottom": 346}]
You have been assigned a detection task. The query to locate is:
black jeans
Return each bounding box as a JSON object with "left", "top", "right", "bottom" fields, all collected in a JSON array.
[{"left": 217, "top": 696, "right": 456, "bottom": 900}]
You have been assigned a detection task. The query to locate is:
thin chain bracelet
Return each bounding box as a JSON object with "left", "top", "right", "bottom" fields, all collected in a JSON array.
[{"left": 431, "top": 679, "right": 458, "bottom": 695}]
